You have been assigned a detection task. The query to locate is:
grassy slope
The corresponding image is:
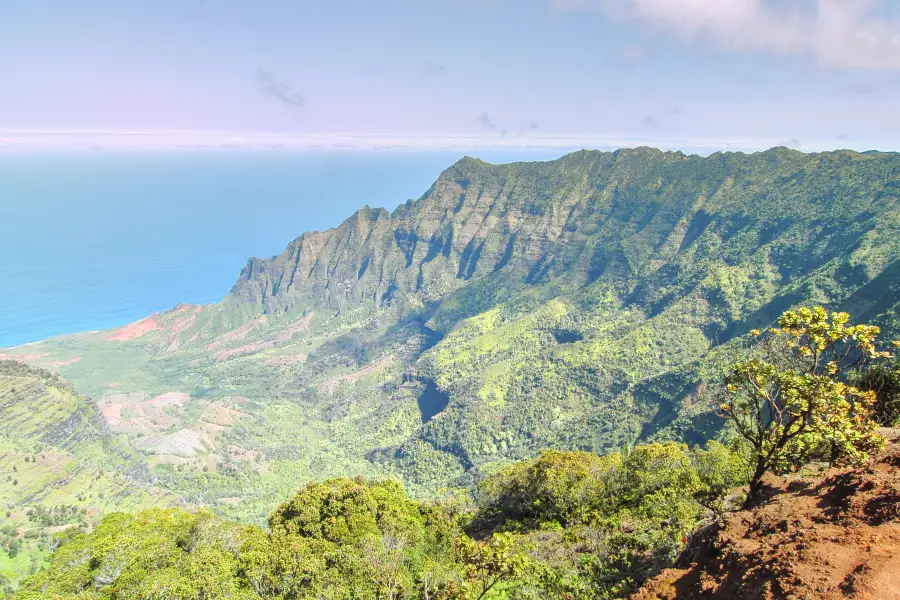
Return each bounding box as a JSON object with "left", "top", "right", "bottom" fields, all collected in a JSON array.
[{"left": 0, "top": 361, "right": 174, "bottom": 587}]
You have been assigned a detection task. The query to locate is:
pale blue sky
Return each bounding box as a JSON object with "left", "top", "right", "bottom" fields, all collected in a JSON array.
[{"left": 2, "top": 0, "right": 900, "bottom": 150}]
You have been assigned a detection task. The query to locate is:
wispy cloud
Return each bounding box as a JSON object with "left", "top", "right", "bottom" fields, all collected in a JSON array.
[
  {"left": 640, "top": 115, "right": 661, "bottom": 129},
  {"left": 518, "top": 121, "right": 539, "bottom": 136},
  {"left": 553, "top": 0, "right": 900, "bottom": 70},
  {"left": 478, "top": 112, "right": 497, "bottom": 130},
  {"left": 7, "top": 131, "right": 887, "bottom": 154},
  {"left": 618, "top": 44, "right": 651, "bottom": 62},
  {"left": 839, "top": 79, "right": 900, "bottom": 96},
  {"left": 255, "top": 69, "right": 306, "bottom": 109}
]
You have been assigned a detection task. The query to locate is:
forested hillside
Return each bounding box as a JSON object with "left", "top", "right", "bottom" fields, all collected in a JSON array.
[
  {"left": 7, "top": 303, "right": 899, "bottom": 598},
  {"left": 10, "top": 440, "right": 750, "bottom": 600},
  {"left": 4, "top": 146, "right": 900, "bottom": 517}
]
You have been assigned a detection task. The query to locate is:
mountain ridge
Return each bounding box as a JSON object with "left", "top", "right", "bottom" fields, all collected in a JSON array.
[
  {"left": 4, "top": 146, "right": 900, "bottom": 516},
  {"left": 0, "top": 360, "right": 175, "bottom": 586},
  {"left": 226, "top": 146, "right": 900, "bottom": 322}
]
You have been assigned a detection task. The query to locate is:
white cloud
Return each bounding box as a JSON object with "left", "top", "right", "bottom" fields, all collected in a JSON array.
[{"left": 555, "top": 0, "right": 900, "bottom": 69}]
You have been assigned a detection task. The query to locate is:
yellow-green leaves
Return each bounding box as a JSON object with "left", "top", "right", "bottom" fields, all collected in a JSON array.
[
  {"left": 775, "top": 307, "right": 880, "bottom": 356},
  {"left": 724, "top": 307, "right": 890, "bottom": 500},
  {"left": 453, "top": 532, "right": 527, "bottom": 600}
]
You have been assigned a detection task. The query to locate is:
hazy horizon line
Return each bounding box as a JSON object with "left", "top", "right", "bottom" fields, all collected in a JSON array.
[{"left": 0, "top": 130, "right": 895, "bottom": 155}]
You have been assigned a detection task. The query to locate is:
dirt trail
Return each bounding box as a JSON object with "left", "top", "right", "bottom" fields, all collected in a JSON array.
[{"left": 634, "top": 431, "right": 900, "bottom": 600}]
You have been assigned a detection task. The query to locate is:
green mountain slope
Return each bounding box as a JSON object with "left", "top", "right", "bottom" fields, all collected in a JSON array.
[
  {"left": 0, "top": 361, "right": 174, "bottom": 588},
  {"left": 4, "top": 147, "right": 900, "bottom": 515}
]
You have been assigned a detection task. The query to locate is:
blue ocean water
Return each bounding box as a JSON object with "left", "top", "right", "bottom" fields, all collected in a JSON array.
[{"left": 0, "top": 149, "right": 569, "bottom": 347}]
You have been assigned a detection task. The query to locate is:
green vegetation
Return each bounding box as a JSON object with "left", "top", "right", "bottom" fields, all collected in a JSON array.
[
  {"left": 5, "top": 302, "right": 898, "bottom": 599},
  {"left": 4, "top": 148, "right": 900, "bottom": 594},
  {"left": 856, "top": 356, "right": 900, "bottom": 426},
  {"left": 11, "top": 440, "right": 748, "bottom": 600},
  {"left": 720, "top": 307, "right": 891, "bottom": 499},
  {"left": 0, "top": 361, "right": 174, "bottom": 589}
]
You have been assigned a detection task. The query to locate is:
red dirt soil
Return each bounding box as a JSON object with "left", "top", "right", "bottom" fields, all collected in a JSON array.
[
  {"left": 207, "top": 315, "right": 268, "bottom": 350},
  {"left": 634, "top": 432, "right": 900, "bottom": 600},
  {"left": 106, "top": 315, "right": 160, "bottom": 341}
]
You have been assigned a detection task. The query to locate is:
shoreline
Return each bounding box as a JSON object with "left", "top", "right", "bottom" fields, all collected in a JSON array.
[
  {"left": 3, "top": 330, "right": 102, "bottom": 351},
  {"left": 6, "top": 339, "right": 44, "bottom": 350}
]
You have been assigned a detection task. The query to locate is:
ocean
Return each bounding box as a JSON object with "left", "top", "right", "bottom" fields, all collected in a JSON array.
[{"left": 0, "top": 148, "right": 569, "bottom": 347}]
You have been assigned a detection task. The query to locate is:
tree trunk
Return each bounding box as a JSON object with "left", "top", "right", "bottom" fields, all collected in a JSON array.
[{"left": 744, "top": 459, "right": 768, "bottom": 509}]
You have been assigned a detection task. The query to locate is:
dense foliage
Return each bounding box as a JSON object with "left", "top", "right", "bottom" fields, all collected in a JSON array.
[
  {"left": 0, "top": 361, "right": 169, "bottom": 589},
  {"left": 10, "top": 441, "right": 748, "bottom": 600},
  {"left": 856, "top": 357, "right": 900, "bottom": 427}
]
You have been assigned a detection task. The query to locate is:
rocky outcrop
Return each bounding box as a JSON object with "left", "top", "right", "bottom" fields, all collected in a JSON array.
[
  {"left": 227, "top": 149, "right": 900, "bottom": 341},
  {"left": 228, "top": 151, "right": 652, "bottom": 315}
]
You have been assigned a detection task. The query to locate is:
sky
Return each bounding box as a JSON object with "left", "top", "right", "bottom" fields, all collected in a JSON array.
[{"left": 2, "top": 0, "right": 900, "bottom": 151}]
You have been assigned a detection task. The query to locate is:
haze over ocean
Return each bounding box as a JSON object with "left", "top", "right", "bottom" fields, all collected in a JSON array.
[{"left": 0, "top": 149, "right": 573, "bottom": 348}]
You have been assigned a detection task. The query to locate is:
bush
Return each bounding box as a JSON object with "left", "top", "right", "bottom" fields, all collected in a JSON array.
[
  {"left": 475, "top": 450, "right": 622, "bottom": 530},
  {"left": 14, "top": 444, "right": 752, "bottom": 600},
  {"left": 856, "top": 360, "right": 900, "bottom": 427}
]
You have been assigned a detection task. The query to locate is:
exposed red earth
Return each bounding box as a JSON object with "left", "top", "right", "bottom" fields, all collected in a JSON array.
[
  {"left": 634, "top": 431, "right": 900, "bottom": 600},
  {"left": 105, "top": 315, "right": 160, "bottom": 341}
]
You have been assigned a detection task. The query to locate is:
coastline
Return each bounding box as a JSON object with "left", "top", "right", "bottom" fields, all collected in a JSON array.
[
  {"left": 3, "top": 330, "right": 102, "bottom": 352},
  {"left": 6, "top": 339, "right": 44, "bottom": 350}
]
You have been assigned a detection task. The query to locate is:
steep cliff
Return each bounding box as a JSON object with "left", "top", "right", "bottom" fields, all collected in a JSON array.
[{"left": 227, "top": 148, "right": 900, "bottom": 334}]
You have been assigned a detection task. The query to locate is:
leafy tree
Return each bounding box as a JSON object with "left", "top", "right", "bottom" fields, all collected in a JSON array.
[
  {"left": 2, "top": 442, "right": 760, "bottom": 599},
  {"left": 475, "top": 450, "right": 622, "bottom": 530},
  {"left": 11, "top": 509, "right": 254, "bottom": 600},
  {"left": 265, "top": 476, "right": 460, "bottom": 599},
  {"left": 690, "top": 440, "right": 751, "bottom": 513},
  {"left": 269, "top": 477, "right": 383, "bottom": 544},
  {"left": 238, "top": 527, "right": 327, "bottom": 597},
  {"left": 470, "top": 443, "right": 744, "bottom": 599},
  {"left": 6, "top": 536, "right": 21, "bottom": 558},
  {"left": 0, "top": 572, "right": 12, "bottom": 597},
  {"left": 363, "top": 531, "right": 411, "bottom": 600},
  {"left": 719, "top": 307, "right": 889, "bottom": 501},
  {"left": 452, "top": 533, "right": 526, "bottom": 600}
]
